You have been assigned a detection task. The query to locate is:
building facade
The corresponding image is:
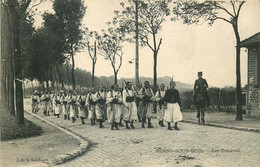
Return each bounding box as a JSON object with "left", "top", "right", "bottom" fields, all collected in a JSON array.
[{"left": 241, "top": 32, "right": 260, "bottom": 117}]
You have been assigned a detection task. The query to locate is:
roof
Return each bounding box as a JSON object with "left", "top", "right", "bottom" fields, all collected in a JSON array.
[{"left": 240, "top": 32, "right": 260, "bottom": 47}]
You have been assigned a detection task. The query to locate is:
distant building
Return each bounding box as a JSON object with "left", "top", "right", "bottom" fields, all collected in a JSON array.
[{"left": 241, "top": 32, "right": 260, "bottom": 117}]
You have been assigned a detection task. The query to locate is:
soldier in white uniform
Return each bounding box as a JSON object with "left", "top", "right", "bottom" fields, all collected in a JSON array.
[
  {"left": 87, "top": 88, "right": 97, "bottom": 126},
  {"left": 93, "top": 85, "right": 107, "bottom": 128},
  {"left": 123, "top": 82, "right": 138, "bottom": 129},
  {"left": 69, "top": 91, "right": 78, "bottom": 123},
  {"left": 77, "top": 91, "right": 87, "bottom": 125},
  {"left": 54, "top": 90, "right": 65, "bottom": 118},
  {"left": 155, "top": 84, "right": 166, "bottom": 127},
  {"left": 40, "top": 91, "right": 51, "bottom": 116},
  {"left": 106, "top": 84, "right": 122, "bottom": 130},
  {"left": 31, "top": 90, "right": 40, "bottom": 114},
  {"left": 139, "top": 81, "right": 154, "bottom": 128},
  {"left": 63, "top": 91, "right": 70, "bottom": 120}
]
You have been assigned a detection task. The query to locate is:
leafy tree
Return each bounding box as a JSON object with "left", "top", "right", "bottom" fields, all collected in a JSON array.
[
  {"left": 27, "top": 12, "right": 68, "bottom": 89},
  {"left": 172, "top": 0, "right": 245, "bottom": 120},
  {"left": 3, "top": 0, "right": 42, "bottom": 125},
  {"left": 52, "top": 0, "right": 86, "bottom": 90},
  {"left": 97, "top": 27, "right": 124, "bottom": 85},
  {"left": 113, "top": 0, "right": 172, "bottom": 91}
]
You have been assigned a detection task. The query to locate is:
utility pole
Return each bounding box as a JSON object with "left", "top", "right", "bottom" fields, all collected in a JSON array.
[{"left": 135, "top": 0, "right": 139, "bottom": 86}]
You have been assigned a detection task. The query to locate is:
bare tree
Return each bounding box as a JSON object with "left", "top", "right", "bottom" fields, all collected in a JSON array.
[
  {"left": 85, "top": 29, "right": 98, "bottom": 87},
  {"left": 97, "top": 27, "right": 124, "bottom": 85}
]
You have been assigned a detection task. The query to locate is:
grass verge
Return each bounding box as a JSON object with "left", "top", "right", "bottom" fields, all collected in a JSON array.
[{"left": 0, "top": 108, "right": 42, "bottom": 141}]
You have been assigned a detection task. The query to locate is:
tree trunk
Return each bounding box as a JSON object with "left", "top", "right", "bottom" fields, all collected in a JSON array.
[
  {"left": 13, "top": 17, "right": 24, "bottom": 125},
  {"left": 7, "top": 60, "right": 10, "bottom": 111},
  {"left": 23, "top": 80, "right": 26, "bottom": 98},
  {"left": 71, "top": 48, "right": 76, "bottom": 90},
  {"left": 41, "top": 81, "right": 45, "bottom": 92},
  {"left": 54, "top": 65, "right": 59, "bottom": 89},
  {"left": 233, "top": 20, "right": 243, "bottom": 121},
  {"left": 46, "top": 81, "right": 49, "bottom": 91},
  {"left": 235, "top": 42, "right": 242, "bottom": 120},
  {"left": 9, "top": 77, "right": 15, "bottom": 115},
  {"left": 114, "top": 71, "right": 118, "bottom": 85},
  {"left": 8, "top": 52, "right": 15, "bottom": 115},
  {"left": 152, "top": 32, "right": 158, "bottom": 93},
  {"left": 51, "top": 80, "right": 55, "bottom": 89},
  {"left": 31, "top": 81, "right": 34, "bottom": 93},
  {"left": 153, "top": 52, "right": 158, "bottom": 92},
  {"left": 92, "top": 60, "right": 95, "bottom": 87},
  {"left": 0, "top": 58, "right": 6, "bottom": 108}
]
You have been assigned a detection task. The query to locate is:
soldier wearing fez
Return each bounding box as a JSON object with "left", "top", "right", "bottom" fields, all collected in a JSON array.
[
  {"left": 164, "top": 81, "right": 183, "bottom": 130},
  {"left": 123, "top": 82, "right": 138, "bottom": 129},
  {"left": 40, "top": 91, "right": 51, "bottom": 116},
  {"left": 155, "top": 84, "right": 166, "bottom": 127},
  {"left": 31, "top": 90, "right": 40, "bottom": 114},
  {"left": 87, "top": 87, "right": 97, "bottom": 126},
  {"left": 107, "top": 84, "right": 122, "bottom": 130},
  {"left": 139, "top": 81, "right": 154, "bottom": 128},
  {"left": 94, "top": 84, "right": 107, "bottom": 128},
  {"left": 77, "top": 91, "right": 88, "bottom": 125},
  {"left": 69, "top": 90, "right": 78, "bottom": 123}
]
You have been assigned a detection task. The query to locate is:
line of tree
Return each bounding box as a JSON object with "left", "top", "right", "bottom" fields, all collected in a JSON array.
[
  {"left": 0, "top": 0, "right": 86, "bottom": 125},
  {"left": 1, "top": 0, "right": 42, "bottom": 125}
]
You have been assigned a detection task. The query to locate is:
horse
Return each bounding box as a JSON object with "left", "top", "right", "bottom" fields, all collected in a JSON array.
[{"left": 194, "top": 89, "right": 208, "bottom": 125}]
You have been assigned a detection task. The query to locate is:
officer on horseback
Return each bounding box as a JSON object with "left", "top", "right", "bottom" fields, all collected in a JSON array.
[{"left": 193, "top": 71, "right": 209, "bottom": 125}]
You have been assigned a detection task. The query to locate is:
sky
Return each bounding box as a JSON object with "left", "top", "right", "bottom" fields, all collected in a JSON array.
[{"left": 32, "top": 0, "right": 260, "bottom": 88}]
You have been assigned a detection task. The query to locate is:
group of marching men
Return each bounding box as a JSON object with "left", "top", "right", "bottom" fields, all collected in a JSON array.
[{"left": 31, "top": 80, "right": 183, "bottom": 130}]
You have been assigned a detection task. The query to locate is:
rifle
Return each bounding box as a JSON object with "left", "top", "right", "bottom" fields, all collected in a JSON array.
[{"left": 122, "top": 78, "right": 127, "bottom": 87}]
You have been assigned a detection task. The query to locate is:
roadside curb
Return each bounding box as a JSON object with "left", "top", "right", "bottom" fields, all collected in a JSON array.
[
  {"left": 181, "top": 119, "right": 260, "bottom": 133},
  {"left": 25, "top": 110, "right": 89, "bottom": 166}
]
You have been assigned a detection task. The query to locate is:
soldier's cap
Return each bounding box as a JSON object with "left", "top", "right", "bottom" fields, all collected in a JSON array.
[
  {"left": 198, "top": 71, "right": 203, "bottom": 75},
  {"left": 60, "top": 90, "right": 64, "bottom": 93},
  {"left": 34, "top": 90, "right": 38, "bottom": 94}
]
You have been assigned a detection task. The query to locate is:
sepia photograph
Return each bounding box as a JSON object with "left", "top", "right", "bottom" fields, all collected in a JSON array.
[{"left": 0, "top": 0, "right": 260, "bottom": 166}]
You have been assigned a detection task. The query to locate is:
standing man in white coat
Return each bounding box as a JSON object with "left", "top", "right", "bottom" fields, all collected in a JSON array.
[
  {"left": 139, "top": 81, "right": 154, "bottom": 128},
  {"left": 106, "top": 84, "right": 122, "bottom": 130},
  {"left": 123, "top": 82, "right": 138, "bottom": 129},
  {"left": 94, "top": 84, "right": 107, "bottom": 128},
  {"left": 87, "top": 88, "right": 97, "bottom": 126},
  {"left": 155, "top": 84, "right": 166, "bottom": 127}
]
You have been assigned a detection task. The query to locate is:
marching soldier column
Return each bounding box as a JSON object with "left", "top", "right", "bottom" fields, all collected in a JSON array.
[{"left": 32, "top": 80, "right": 185, "bottom": 131}]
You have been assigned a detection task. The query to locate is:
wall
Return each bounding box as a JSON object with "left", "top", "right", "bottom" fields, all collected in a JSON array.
[{"left": 247, "top": 47, "right": 260, "bottom": 117}]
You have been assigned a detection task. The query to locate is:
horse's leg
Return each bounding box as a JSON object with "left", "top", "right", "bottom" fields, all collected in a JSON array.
[
  {"left": 201, "top": 107, "right": 205, "bottom": 125},
  {"left": 197, "top": 107, "right": 201, "bottom": 125}
]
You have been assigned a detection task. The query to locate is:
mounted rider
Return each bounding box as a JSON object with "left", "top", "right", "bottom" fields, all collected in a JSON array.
[{"left": 193, "top": 71, "right": 209, "bottom": 125}]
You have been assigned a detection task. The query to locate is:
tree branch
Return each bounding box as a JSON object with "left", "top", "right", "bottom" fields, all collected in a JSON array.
[
  {"left": 94, "top": 41, "right": 97, "bottom": 63},
  {"left": 216, "top": 16, "right": 232, "bottom": 24},
  {"left": 116, "top": 50, "right": 123, "bottom": 73},
  {"left": 87, "top": 42, "right": 94, "bottom": 59},
  {"left": 230, "top": 0, "right": 236, "bottom": 16},
  {"left": 236, "top": 1, "right": 245, "bottom": 18},
  {"left": 27, "top": 0, "right": 43, "bottom": 14},
  {"left": 156, "top": 38, "right": 162, "bottom": 52},
  {"left": 213, "top": 2, "right": 235, "bottom": 18}
]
